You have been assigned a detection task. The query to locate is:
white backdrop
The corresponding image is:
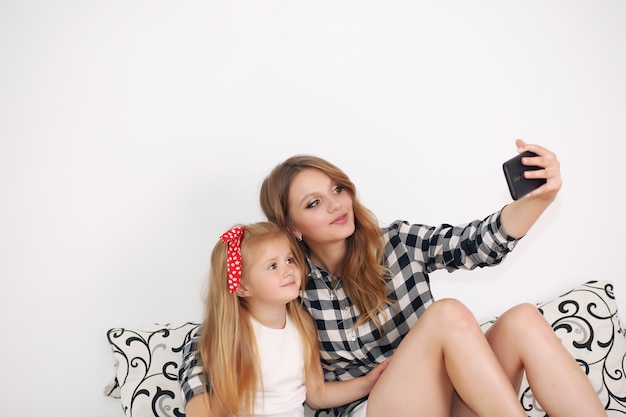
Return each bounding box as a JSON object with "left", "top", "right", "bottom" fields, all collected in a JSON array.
[{"left": 1, "top": 1, "right": 625, "bottom": 416}]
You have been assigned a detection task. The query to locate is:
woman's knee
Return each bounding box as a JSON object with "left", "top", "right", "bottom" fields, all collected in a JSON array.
[
  {"left": 423, "top": 298, "right": 479, "bottom": 332},
  {"left": 492, "top": 302, "right": 553, "bottom": 339},
  {"left": 501, "top": 302, "right": 544, "bottom": 324}
]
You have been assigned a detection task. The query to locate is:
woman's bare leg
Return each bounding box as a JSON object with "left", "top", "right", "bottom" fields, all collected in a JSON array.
[
  {"left": 366, "top": 298, "right": 526, "bottom": 417},
  {"left": 481, "top": 303, "right": 607, "bottom": 417}
]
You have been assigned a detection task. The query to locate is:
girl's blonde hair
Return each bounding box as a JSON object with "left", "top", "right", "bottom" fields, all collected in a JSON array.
[
  {"left": 260, "top": 156, "right": 391, "bottom": 331},
  {"left": 199, "top": 221, "right": 321, "bottom": 416}
]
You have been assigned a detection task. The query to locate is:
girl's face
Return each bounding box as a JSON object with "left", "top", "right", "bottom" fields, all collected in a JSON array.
[
  {"left": 287, "top": 168, "right": 355, "bottom": 247},
  {"left": 240, "top": 236, "right": 301, "bottom": 307}
]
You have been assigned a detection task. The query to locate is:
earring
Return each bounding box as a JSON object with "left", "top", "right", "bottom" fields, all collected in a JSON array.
[{"left": 296, "top": 235, "right": 303, "bottom": 242}]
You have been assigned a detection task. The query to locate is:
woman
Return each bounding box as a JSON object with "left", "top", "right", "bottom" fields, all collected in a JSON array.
[{"left": 181, "top": 139, "right": 606, "bottom": 416}]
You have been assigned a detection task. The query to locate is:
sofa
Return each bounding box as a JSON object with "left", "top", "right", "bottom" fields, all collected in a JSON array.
[{"left": 104, "top": 280, "right": 626, "bottom": 416}]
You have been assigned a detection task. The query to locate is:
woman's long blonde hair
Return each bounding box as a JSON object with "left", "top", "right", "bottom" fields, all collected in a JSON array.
[
  {"left": 259, "top": 156, "right": 391, "bottom": 331},
  {"left": 199, "top": 222, "right": 321, "bottom": 416}
]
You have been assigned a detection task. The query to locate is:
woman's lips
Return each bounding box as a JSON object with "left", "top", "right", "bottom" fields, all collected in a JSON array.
[{"left": 331, "top": 213, "right": 348, "bottom": 225}]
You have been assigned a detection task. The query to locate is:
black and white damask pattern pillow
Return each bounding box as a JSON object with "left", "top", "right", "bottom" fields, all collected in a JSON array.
[
  {"left": 104, "top": 322, "right": 201, "bottom": 417},
  {"left": 104, "top": 281, "right": 626, "bottom": 417},
  {"left": 480, "top": 280, "right": 626, "bottom": 416},
  {"left": 525, "top": 280, "right": 626, "bottom": 415}
]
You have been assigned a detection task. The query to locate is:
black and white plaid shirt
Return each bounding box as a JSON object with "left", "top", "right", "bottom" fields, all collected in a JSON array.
[{"left": 179, "top": 210, "right": 518, "bottom": 416}]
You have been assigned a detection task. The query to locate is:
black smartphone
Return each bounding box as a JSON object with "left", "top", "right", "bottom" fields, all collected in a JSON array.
[{"left": 502, "top": 151, "right": 546, "bottom": 200}]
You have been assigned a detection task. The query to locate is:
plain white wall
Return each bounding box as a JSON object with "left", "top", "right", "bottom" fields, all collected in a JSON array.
[{"left": 1, "top": 1, "right": 625, "bottom": 416}]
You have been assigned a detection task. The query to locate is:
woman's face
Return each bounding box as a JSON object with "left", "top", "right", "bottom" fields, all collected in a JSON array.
[{"left": 287, "top": 168, "right": 355, "bottom": 247}]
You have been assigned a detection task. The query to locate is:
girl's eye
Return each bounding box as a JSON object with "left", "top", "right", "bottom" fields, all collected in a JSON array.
[
  {"left": 333, "top": 185, "right": 344, "bottom": 194},
  {"left": 286, "top": 257, "right": 295, "bottom": 265},
  {"left": 267, "top": 262, "right": 277, "bottom": 270},
  {"left": 305, "top": 198, "right": 320, "bottom": 209}
]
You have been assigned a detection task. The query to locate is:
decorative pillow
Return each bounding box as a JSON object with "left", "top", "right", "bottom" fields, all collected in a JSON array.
[
  {"left": 104, "top": 281, "right": 626, "bottom": 417},
  {"left": 104, "top": 322, "right": 201, "bottom": 417},
  {"left": 479, "top": 280, "right": 626, "bottom": 416}
]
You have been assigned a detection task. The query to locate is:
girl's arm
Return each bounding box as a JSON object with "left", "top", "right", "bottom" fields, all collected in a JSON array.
[
  {"left": 500, "top": 139, "right": 562, "bottom": 239},
  {"left": 305, "top": 359, "right": 390, "bottom": 410},
  {"left": 184, "top": 393, "right": 228, "bottom": 417}
]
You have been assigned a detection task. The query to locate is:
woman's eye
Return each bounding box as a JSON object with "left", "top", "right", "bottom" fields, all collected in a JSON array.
[{"left": 305, "top": 199, "right": 320, "bottom": 209}]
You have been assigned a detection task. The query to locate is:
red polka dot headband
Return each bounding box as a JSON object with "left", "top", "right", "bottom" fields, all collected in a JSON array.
[{"left": 220, "top": 226, "right": 246, "bottom": 293}]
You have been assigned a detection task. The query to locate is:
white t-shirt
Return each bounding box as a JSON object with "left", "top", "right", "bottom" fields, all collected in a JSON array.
[{"left": 250, "top": 314, "right": 306, "bottom": 417}]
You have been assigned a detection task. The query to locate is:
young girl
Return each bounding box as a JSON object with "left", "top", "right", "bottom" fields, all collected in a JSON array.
[
  {"left": 182, "top": 140, "right": 607, "bottom": 417},
  {"left": 184, "top": 222, "right": 388, "bottom": 417}
]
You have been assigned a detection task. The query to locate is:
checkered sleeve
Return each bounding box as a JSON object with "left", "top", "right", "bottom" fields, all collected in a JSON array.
[
  {"left": 387, "top": 210, "right": 519, "bottom": 273},
  {"left": 178, "top": 335, "right": 207, "bottom": 403}
]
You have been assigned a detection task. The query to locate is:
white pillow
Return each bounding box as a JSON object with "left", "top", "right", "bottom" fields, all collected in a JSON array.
[
  {"left": 104, "top": 322, "right": 201, "bottom": 417},
  {"left": 104, "top": 281, "right": 626, "bottom": 416},
  {"left": 480, "top": 280, "right": 626, "bottom": 415}
]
